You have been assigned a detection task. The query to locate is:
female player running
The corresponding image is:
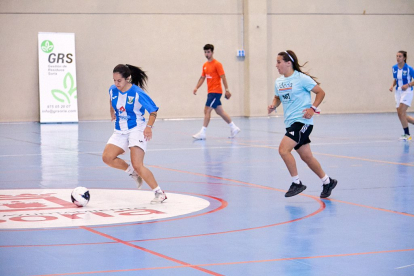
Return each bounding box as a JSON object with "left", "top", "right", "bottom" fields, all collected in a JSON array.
[
  {"left": 268, "top": 50, "right": 337, "bottom": 198},
  {"left": 102, "top": 64, "right": 166, "bottom": 204},
  {"left": 389, "top": 51, "right": 414, "bottom": 141}
]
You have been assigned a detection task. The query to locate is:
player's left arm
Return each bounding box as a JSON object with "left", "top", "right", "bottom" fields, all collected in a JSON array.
[
  {"left": 144, "top": 111, "right": 157, "bottom": 141},
  {"left": 405, "top": 66, "right": 414, "bottom": 89},
  {"left": 138, "top": 91, "right": 159, "bottom": 141},
  {"left": 303, "top": 85, "right": 325, "bottom": 119},
  {"left": 220, "top": 74, "right": 231, "bottom": 99}
]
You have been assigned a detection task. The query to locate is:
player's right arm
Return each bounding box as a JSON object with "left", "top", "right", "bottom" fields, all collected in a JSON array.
[
  {"left": 193, "top": 76, "right": 206, "bottom": 95},
  {"left": 389, "top": 79, "right": 396, "bottom": 92},
  {"left": 268, "top": 95, "right": 281, "bottom": 114}
]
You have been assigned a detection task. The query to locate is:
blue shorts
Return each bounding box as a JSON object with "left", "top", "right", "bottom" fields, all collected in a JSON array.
[{"left": 205, "top": 93, "right": 222, "bottom": 108}]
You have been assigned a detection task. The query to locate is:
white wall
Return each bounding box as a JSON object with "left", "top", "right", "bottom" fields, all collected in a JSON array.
[
  {"left": 268, "top": 0, "right": 414, "bottom": 113},
  {"left": 0, "top": 0, "right": 413, "bottom": 122}
]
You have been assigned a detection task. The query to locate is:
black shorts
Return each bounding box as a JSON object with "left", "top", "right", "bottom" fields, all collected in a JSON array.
[
  {"left": 206, "top": 93, "right": 222, "bottom": 108},
  {"left": 285, "top": 122, "right": 313, "bottom": 150}
]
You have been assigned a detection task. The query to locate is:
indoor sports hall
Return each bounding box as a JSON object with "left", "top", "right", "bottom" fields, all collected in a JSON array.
[{"left": 1, "top": 1, "right": 413, "bottom": 276}]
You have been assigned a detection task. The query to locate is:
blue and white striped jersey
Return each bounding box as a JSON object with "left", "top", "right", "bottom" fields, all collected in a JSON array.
[
  {"left": 392, "top": 63, "right": 414, "bottom": 91},
  {"left": 109, "top": 84, "right": 159, "bottom": 133}
]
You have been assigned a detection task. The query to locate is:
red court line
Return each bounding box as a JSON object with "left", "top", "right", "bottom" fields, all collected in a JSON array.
[
  {"left": 130, "top": 196, "right": 324, "bottom": 242},
  {"left": 35, "top": 248, "right": 414, "bottom": 275},
  {"left": 150, "top": 165, "right": 414, "bottom": 218},
  {"left": 149, "top": 165, "right": 289, "bottom": 193},
  {"left": 78, "top": 226, "right": 223, "bottom": 276},
  {"left": 324, "top": 198, "right": 414, "bottom": 217}
]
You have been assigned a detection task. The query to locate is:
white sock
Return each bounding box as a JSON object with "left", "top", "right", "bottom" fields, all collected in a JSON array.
[
  {"left": 229, "top": 122, "right": 236, "bottom": 128},
  {"left": 321, "top": 175, "right": 330, "bottom": 184},
  {"left": 201, "top": 126, "right": 207, "bottom": 133},
  {"left": 152, "top": 186, "right": 162, "bottom": 193},
  {"left": 292, "top": 175, "right": 301, "bottom": 184},
  {"left": 125, "top": 164, "right": 134, "bottom": 175}
]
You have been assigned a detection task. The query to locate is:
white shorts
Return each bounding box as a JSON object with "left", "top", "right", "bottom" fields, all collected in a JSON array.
[
  {"left": 107, "top": 128, "right": 147, "bottom": 153},
  {"left": 395, "top": 89, "right": 413, "bottom": 108}
]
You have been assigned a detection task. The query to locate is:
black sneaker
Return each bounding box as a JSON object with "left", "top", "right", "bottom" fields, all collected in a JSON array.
[
  {"left": 320, "top": 178, "right": 338, "bottom": 198},
  {"left": 285, "top": 182, "right": 307, "bottom": 197}
]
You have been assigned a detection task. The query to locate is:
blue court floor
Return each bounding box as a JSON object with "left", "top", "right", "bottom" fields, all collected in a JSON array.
[{"left": 0, "top": 113, "right": 413, "bottom": 276}]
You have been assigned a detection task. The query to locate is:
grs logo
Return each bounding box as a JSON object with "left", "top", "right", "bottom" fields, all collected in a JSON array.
[
  {"left": 41, "top": 40, "right": 54, "bottom": 53},
  {"left": 51, "top": 73, "right": 77, "bottom": 104},
  {"left": 403, "top": 71, "right": 407, "bottom": 76}
]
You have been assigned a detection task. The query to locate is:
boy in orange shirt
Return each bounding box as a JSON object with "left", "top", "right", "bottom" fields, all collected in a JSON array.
[{"left": 193, "top": 44, "right": 240, "bottom": 139}]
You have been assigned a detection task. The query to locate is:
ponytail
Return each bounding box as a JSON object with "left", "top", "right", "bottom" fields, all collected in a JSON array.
[
  {"left": 113, "top": 64, "right": 148, "bottom": 91},
  {"left": 278, "top": 50, "right": 320, "bottom": 85}
]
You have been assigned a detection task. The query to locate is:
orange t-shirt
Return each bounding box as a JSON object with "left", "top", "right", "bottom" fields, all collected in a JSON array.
[{"left": 201, "top": 59, "right": 225, "bottom": 94}]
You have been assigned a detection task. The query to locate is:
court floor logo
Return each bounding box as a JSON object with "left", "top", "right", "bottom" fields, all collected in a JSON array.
[{"left": 0, "top": 189, "right": 210, "bottom": 229}]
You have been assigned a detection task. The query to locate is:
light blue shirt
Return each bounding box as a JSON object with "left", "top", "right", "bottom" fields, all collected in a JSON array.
[
  {"left": 275, "top": 71, "right": 317, "bottom": 128},
  {"left": 109, "top": 84, "right": 159, "bottom": 133}
]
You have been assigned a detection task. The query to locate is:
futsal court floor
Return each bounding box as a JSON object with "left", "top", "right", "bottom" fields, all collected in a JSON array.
[{"left": 0, "top": 113, "right": 413, "bottom": 276}]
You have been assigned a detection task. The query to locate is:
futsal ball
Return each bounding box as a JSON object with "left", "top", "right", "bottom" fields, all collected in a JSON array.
[{"left": 71, "top": 187, "right": 90, "bottom": 207}]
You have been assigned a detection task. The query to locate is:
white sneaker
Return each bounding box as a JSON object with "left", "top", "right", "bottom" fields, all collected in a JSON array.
[
  {"left": 229, "top": 127, "right": 240, "bottom": 138},
  {"left": 151, "top": 191, "right": 167, "bottom": 204},
  {"left": 192, "top": 131, "right": 206, "bottom": 140},
  {"left": 130, "top": 171, "right": 143, "bottom": 189},
  {"left": 399, "top": 134, "right": 412, "bottom": 141}
]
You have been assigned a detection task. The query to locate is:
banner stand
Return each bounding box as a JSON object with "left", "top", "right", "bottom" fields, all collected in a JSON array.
[{"left": 38, "top": 32, "right": 78, "bottom": 123}]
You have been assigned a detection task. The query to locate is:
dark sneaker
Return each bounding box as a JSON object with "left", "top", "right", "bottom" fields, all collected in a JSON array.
[
  {"left": 320, "top": 178, "right": 338, "bottom": 198},
  {"left": 285, "top": 182, "right": 307, "bottom": 197}
]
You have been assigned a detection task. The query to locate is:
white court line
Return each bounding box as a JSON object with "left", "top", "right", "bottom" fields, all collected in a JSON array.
[
  {"left": 311, "top": 140, "right": 394, "bottom": 146},
  {"left": 0, "top": 139, "right": 395, "bottom": 158},
  {"left": 0, "top": 145, "right": 251, "bottom": 158},
  {"left": 396, "top": 263, "right": 414, "bottom": 269}
]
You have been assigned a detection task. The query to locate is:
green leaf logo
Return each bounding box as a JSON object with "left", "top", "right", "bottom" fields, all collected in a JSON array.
[
  {"left": 41, "top": 40, "right": 54, "bottom": 53},
  {"left": 51, "top": 73, "right": 77, "bottom": 103}
]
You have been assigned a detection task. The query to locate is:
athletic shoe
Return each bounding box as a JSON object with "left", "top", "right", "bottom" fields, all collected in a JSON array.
[
  {"left": 399, "top": 135, "right": 412, "bottom": 141},
  {"left": 320, "top": 178, "right": 338, "bottom": 198},
  {"left": 285, "top": 182, "right": 307, "bottom": 197},
  {"left": 192, "top": 131, "right": 206, "bottom": 140},
  {"left": 151, "top": 191, "right": 167, "bottom": 204},
  {"left": 229, "top": 127, "right": 241, "bottom": 138},
  {"left": 130, "top": 171, "right": 143, "bottom": 189}
]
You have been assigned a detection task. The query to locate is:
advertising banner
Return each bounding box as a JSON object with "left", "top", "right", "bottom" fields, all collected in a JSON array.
[{"left": 38, "top": 32, "right": 78, "bottom": 123}]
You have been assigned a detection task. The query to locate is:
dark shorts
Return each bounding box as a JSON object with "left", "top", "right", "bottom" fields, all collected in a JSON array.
[
  {"left": 206, "top": 93, "right": 222, "bottom": 109},
  {"left": 285, "top": 122, "right": 313, "bottom": 150}
]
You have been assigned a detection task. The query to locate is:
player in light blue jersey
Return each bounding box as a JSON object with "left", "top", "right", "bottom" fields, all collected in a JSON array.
[
  {"left": 102, "top": 64, "right": 166, "bottom": 204},
  {"left": 389, "top": 51, "right": 414, "bottom": 141},
  {"left": 268, "top": 50, "right": 337, "bottom": 198}
]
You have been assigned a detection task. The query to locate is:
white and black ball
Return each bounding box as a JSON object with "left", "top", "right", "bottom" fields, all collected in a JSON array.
[{"left": 71, "top": 187, "right": 90, "bottom": 207}]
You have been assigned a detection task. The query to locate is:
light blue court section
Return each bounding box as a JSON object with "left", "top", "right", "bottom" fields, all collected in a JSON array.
[{"left": 0, "top": 113, "right": 413, "bottom": 276}]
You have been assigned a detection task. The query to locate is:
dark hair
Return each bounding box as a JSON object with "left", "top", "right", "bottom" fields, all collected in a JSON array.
[
  {"left": 398, "top": 50, "right": 407, "bottom": 63},
  {"left": 278, "top": 50, "right": 320, "bottom": 85},
  {"left": 113, "top": 64, "right": 148, "bottom": 91},
  {"left": 203, "top": 44, "right": 214, "bottom": 52}
]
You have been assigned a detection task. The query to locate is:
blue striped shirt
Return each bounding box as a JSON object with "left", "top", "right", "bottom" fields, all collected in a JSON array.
[{"left": 109, "top": 84, "right": 159, "bottom": 133}]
